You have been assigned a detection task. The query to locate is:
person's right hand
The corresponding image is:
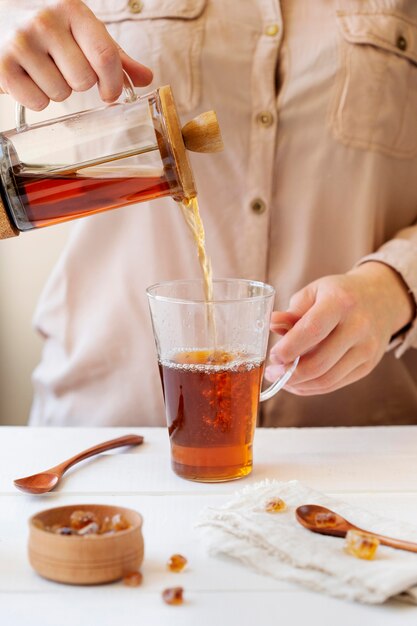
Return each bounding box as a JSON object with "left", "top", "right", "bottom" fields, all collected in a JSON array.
[{"left": 0, "top": 0, "right": 153, "bottom": 110}]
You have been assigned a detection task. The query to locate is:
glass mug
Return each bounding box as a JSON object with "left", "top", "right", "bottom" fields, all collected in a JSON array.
[{"left": 147, "top": 278, "right": 299, "bottom": 482}]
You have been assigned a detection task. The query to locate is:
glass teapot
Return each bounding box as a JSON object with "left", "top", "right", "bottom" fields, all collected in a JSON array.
[{"left": 0, "top": 75, "right": 223, "bottom": 239}]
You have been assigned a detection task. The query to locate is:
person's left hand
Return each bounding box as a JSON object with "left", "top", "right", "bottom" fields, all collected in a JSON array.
[{"left": 265, "top": 261, "right": 416, "bottom": 395}]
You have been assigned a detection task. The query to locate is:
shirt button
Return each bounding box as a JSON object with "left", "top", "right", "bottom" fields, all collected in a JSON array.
[
  {"left": 128, "top": 0, "right": 143, "bottom": 14},
  {"left": 265, "top": 24, "right": 279, "bottom": 37},
  {"left": 250, "top": 198, "right": 267, "bottom": 215},
  {"left": 396, "top": 35, "right": 407, "bottom": 51},
  {"left": 256, "top": 111, "right": 274, "bottom": 127}
]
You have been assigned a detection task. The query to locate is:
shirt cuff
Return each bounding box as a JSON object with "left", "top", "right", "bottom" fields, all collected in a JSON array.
[{"left": 355, "top": 239, "right": 417, "bottom": 357}]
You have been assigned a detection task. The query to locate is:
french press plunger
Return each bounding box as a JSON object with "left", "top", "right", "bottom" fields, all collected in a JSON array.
[{"left": 0, "top": 75, "right": 223, "bottom": 239}]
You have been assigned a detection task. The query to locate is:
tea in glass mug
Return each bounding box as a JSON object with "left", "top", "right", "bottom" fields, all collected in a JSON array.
[{"left": 147, "top": 279, "right": 299, "bottom": 482}]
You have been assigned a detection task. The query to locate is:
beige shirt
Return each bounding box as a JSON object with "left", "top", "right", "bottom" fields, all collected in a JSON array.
[{"left": 25, "top": 0, "right": 417, "bottom": 426}]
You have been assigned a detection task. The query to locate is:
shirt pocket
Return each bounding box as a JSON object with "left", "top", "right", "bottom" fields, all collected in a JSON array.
[
  {"left": 330, "top": 10, "right": 417, "bottom": 158},
  {"left": 86, "top": 0, "right": 208, "bottom": 114}
]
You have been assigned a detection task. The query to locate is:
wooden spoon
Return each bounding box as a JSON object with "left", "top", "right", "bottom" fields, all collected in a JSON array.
[
  {"left": 13, "top": 434, "right": 144, "bottom": 495},
  {"left": 295, "top": 504, "right": 417, "bottom": 554}
]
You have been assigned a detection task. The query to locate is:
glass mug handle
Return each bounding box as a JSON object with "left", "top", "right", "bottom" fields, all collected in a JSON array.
[
  {"left": 15, "top": 70, "right": 137, "bottom": 132},
  {"left": 260, "top": 320, "right": 300, "bottom": 401},
  {"left": 260, "top": 355, "right": 299, "bottom": 401}
]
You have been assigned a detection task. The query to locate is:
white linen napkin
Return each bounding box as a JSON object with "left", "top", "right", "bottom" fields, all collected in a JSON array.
[{"left": 196, "top": 480, "right": 417, "bottom": 604}]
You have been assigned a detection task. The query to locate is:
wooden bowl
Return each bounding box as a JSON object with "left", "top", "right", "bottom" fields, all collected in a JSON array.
[{"left": 28, "top": 504, "right": 144, "bottom": 585}]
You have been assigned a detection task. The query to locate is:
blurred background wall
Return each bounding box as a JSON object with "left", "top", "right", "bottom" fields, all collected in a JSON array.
[{"left": 0, "top": 96, "right": 70, "bottom": 425}]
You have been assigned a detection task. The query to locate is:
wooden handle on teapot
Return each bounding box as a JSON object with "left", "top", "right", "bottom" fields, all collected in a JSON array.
[
  {"left": 158, "top": 85, "right": 223, "bottom": 200},
  {"left": 181, "top": 111, "right": 223, "bottom": 153},
  {"left": 0, "top": 198, "right": 19, "bottom": 239}
]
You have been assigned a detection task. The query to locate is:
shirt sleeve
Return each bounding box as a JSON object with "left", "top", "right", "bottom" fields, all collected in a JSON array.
[{"left": 356, "top": 225, "right": 417, "bottom": 357}]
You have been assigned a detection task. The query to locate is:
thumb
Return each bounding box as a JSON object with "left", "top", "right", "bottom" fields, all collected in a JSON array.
[{"left": 118, "top": 48, "right": 153, "bottom": 87}]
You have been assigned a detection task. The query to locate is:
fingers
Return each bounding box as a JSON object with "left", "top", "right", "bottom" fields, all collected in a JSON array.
[
  {"left": 0, "top": 0, "right": 153, "bottom": 109},
  {"left": 267, "top": 289, "right": 372, "bottom": 395},
  {"left": 9, "top": 31, "right": 73, "bottom": 103},
  {"left": 69, "top": 6, "right": 152, "bottom": 100},
  {"left": 0, "top": 3, "right": 101, "bottom": 106},
  {"left": 271, "top": 322, "right": 355, "bottom": 380},
  {"left": 273, "top": 300, "right": 341, "bottom": 364},
  {"left": 69, "top": 8, "right": 124, "bottom": 102},
  {"left": 119, "top": 48, "right": 153, "bottom": 87},
  {"left": 284, "top": 358, "right": 370, "bottom": 396},
  {"left": 271, "top": 277, "right": 358, "bottom": 364},
  {"left": 42, "top": 31, "right": 98, "bottom": 95},
  {"left": 266, "top": 326, "right": 355, "bottom": 389},
  {"left": 0, "top": 57, "right": 49, "bottom": 110},
  {"left": 265, "top": 346, "right": 369, "bottom": 395},
  {"left": 267, "top": 269, "right": 403, "bottom": 396},
  {"left": 289, "top": 345, "right": 364, "bottom": 393}
]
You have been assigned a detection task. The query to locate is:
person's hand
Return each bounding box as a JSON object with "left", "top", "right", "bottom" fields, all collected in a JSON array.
[
  {"left": 265, "top": 261, "right": 416, "bottom": 395},
  {"left": 0, "top": 0, "right": 153, "bottom": 110}
]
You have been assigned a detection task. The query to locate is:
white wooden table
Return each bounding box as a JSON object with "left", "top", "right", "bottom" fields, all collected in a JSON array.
[{"left": 1, "top": 426, "right": 417, "bottom": 626}]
